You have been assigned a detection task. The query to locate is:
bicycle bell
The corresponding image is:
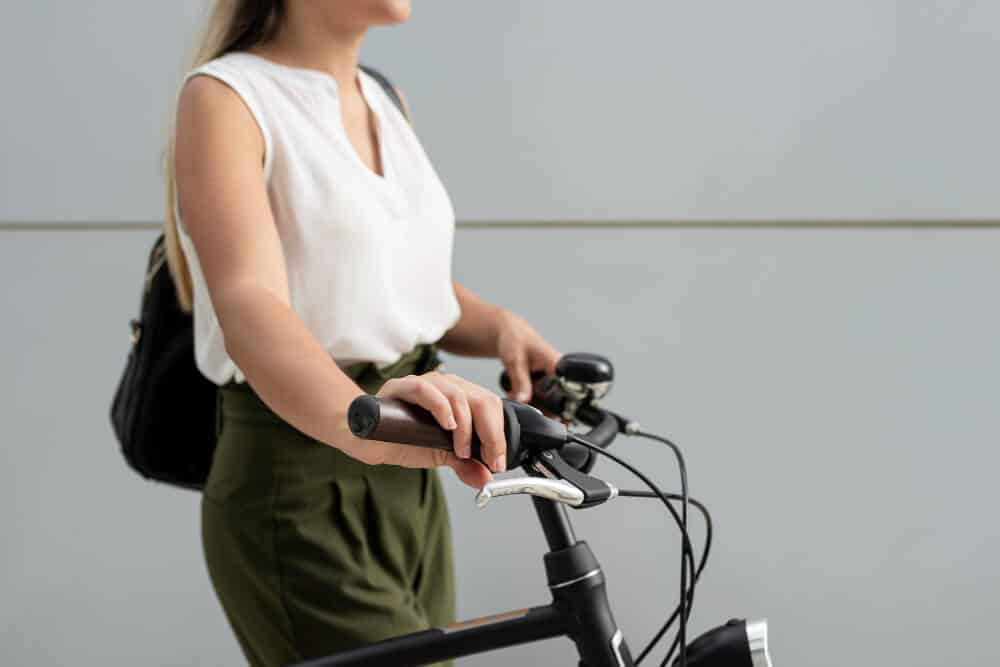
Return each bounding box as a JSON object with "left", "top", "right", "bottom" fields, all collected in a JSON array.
[{"left": 550, "top": 352, "right": 614, "bottom": 420}]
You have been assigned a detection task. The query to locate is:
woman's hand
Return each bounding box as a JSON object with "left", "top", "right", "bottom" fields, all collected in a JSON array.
[
  {"left": 495, "top": 309, "right": 561, "bottom": 403},
  {"left": 342, "top": 371, "right": 508, "bottom": 489}
]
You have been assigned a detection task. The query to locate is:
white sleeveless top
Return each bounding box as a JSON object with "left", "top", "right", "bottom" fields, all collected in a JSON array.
[{"left": 173, "top": 52, "right": 461, "bottom": 385}]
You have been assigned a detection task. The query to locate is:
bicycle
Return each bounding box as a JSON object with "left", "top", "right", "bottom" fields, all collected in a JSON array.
[{"left": 292, "top": 353, "right": 773, "bottom": 667}]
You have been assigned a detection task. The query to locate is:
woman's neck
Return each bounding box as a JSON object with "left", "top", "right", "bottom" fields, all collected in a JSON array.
[{"left": 253, "top": 9, "right": 368, "bottom": 92}]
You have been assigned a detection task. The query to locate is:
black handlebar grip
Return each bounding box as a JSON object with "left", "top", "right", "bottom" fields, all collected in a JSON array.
[
  {"left": 348, "top": 395, "right": 528, "bottom": 468},
  {"left": 348, "top": 395, "right": 455, "bottom": 451}
]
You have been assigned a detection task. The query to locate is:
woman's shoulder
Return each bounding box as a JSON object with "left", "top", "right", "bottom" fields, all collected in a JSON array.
[
  {"left": 177, "top": 52, "right": 270, "bottom": 127},
  {"left": 175, "top": 53, "right": 273, "bottom": 175},
  {"left": 178, "top": 52, "right": 278, "bottom": 128},
  {"left": 184, "top": 51, "right": 265, "bottom": 83}
]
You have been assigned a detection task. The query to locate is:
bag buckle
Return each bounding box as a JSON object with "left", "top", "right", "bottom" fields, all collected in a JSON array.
[{"left": 129, "top": 319, "right": 142, "bottom": 345}]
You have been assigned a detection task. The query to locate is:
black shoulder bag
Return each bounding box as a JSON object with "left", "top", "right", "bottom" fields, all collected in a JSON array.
[{"left": 110, "top": 65, "right": 409, "bottom": 490}]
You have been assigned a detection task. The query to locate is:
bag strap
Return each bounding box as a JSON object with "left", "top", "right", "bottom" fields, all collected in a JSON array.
[
  {"left": 145, "top": 234, "right": 167, "bottom": 295},
  {"left": 359, "top": 64, "right": 409, "bottom": 122}
]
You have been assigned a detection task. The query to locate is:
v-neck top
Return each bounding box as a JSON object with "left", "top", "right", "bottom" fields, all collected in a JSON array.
[{"left": 174, "top": 51, "right": 461, "bottom": 385}]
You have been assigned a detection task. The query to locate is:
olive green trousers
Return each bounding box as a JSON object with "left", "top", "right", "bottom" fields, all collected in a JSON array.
[{"left": 202, "top": 344, "right": 455, "bottom": 667}]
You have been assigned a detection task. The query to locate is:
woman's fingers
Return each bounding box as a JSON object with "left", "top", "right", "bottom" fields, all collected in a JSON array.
[
  {"left": 447, "top": 454, "right": 492, "bottom": 488},
  {"left": 363, "top": 443, "right": 491, "bottom": 489},
  {"left": 377, "top": 375, "right": 457, "bottom": 431},
  {"left": 370, "top": 371, "right": 508, "bottom": 476},
  {"left": 444, "top": 374, "right": 507, "bottom": 473},
  {"left": 502, "top": 350, "right": 532, "bottom": 403},
  {"left": 474, "top": 392, "right": 507, "bottom": 472},
  {"left": 420, "top": 372, "right": 474, "bottom": 460},
  {"left": 371, "top": 443, "right": 492, "bottom": 488}
]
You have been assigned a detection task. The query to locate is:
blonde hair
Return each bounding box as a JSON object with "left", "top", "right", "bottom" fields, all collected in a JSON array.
[{"left": 164, "top": 0, "right": 285, "bottom": 312}]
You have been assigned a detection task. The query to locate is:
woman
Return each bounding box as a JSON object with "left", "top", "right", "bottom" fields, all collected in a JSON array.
[{"left": 165, "top": 1, "right": 560, "bottom": 665}]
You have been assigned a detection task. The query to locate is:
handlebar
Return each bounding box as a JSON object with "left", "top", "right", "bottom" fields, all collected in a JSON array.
[
  {"left": 347, "top": 395, "right": 567, "bottom": 469},
  {"left": 346, "top": 361, "right": 625, "bottom": 508}
]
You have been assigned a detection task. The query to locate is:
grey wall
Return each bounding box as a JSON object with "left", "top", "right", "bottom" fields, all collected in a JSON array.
[
  {"left": 2, "top": 227, "right": 998, "bottom": 666},
  {"left": 3, "top": 1, "right": 1000, "bottom": 222},
  {"left": 2, "top": 1, "right": 999, "bottom": 666}
]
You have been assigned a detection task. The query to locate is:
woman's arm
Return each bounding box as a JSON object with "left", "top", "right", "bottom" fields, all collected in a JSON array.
[
  {"left": 437, "top": 281, "right": 506, "bottom": 357},
  {"left": 176, "top": 76, "right": 360, "bottom": 448},
  {"left": 174, "top": 76, "right": 498, "bottom": 485},
  {"left": 439, "top": 281, "right": 561, "bottom": 402}
]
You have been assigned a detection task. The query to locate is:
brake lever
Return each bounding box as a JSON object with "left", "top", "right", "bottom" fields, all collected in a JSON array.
[
  {"left": 533, "top": 450, "right": 617, "bottom": 508},
  {"left": 474, "top": 450, "right": 618, "bottom": 509},
  {"left": 475, "top": 477, "right": 584, "bottom": 508}
]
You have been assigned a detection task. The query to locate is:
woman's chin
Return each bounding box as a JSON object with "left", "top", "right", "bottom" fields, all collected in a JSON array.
[{"left": 373, "top": 0, "right": 412, "bottom": 25}]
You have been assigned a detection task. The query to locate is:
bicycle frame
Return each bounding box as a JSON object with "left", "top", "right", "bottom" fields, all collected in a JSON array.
[{"left": 294, "top": 497, "right": 634, "bottom": 667}]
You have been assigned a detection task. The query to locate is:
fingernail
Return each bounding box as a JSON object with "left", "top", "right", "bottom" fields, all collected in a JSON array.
[
  {"left": 515, "top": 392, "right": 529, "bottom": 403},
  {"left": 494, "top": 455, "right": 506, "bottom": 473},
  {"left": 446, "top": 417, "right": 457, "bottom": 430}
]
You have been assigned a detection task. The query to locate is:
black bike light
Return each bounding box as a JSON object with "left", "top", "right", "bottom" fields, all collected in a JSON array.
[{"left": 673, "top": 618, "right": 771, "bottom": 667}]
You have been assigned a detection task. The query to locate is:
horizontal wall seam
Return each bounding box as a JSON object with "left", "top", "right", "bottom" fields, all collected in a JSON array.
[{"left": 1, "top": 220, "right": 998, "bottom": 232}]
